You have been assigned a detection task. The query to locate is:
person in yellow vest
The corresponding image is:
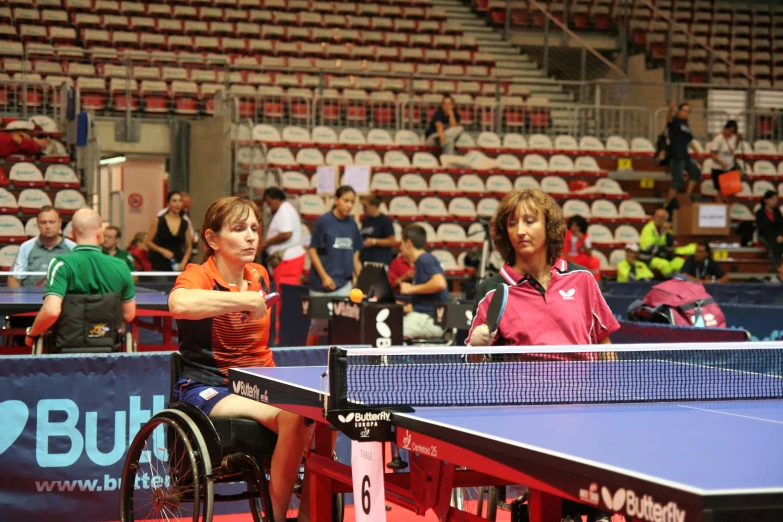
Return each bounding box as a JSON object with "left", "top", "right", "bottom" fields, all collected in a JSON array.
[
  {"left": 639, "top": 208, "right": 696, "bottom": 277},
  {"left": 616, "top": 243, "right": 655, "bottom": 282}
]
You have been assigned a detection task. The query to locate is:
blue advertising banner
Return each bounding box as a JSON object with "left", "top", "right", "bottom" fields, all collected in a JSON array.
[
  {"left": 0, "top": 353, "right": 170, "bottom": 522},
  {"left": 0, "top": 348, "right": 340, "bottom": 522}
]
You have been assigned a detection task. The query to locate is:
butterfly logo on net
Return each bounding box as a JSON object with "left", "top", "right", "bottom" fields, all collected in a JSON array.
[
  {"left": 559, "top": 288, "right": 576, "bottom": 301},
  {"left": 337, "top": 412, "right": 355, "bottom": 424}
]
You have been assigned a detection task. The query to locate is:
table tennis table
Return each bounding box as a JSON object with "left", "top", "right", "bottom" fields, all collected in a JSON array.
[
  {"left": 0, "top": 286, "right": 174, "bottom": 351},
  {"left": 229, "top": 343, "right": 783, "bottom": 522}
]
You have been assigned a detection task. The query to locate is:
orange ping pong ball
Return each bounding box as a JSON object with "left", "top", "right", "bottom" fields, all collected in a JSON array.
[{"left": 349, "top": 288, "right": 363, "bottom": 303}]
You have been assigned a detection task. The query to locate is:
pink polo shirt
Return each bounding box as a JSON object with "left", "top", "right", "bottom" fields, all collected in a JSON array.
[{"left": 466, "top": 259, "right": 620, "bottom": 348}]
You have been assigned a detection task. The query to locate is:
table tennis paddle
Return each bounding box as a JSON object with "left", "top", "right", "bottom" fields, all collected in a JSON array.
[
  {"left": 264, "top": 292, "right": 281, "bottom": 307},
  {"left": 485, "top": 283, "right": 508, "bottom": 333}
]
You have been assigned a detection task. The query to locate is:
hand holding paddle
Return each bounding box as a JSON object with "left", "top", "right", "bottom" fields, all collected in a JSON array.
[{"left": 469, "top": 283, "right": 508, "bottom": 347}]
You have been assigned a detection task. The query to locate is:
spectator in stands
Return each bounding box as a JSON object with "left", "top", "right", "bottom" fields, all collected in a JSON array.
[
  {"left": 146, "top": 191, "right": 193, "bottom": 273},
  {"left": 666, "top": 101, "right": 700, "bottom": 212},
  {"left": 360, "top": 195, "right": 395, "bottom": 267},
  {"left": 424, "top": 95, "right": 463, "bottom": 156},
  {"left": 388, "top": 253, "right": 414, "bottom": 293},
  {"left": 24, "top": 209, "right": 136, "bottom": 349},
  {"left": 305, "top": 185, "right": 363, "bottom": 346},
  {"left": 102, "top": 225, "right": 136, "bottom": 273},
  {"left": 680, "top": 241, "right": 730, "bottom": 284},
  {"left": 616, "top": 243, "right": 654, "bottom": 283},
  {"left": 563, "top": 215, "right": 601, "bottom": 281},
  {"left": 9, "top": 206, "right": 76, "bottom": 287},
  {"left": 639, "top": 208, "right": 686, "bottom": 278},
  {"left": 398, "top": 225, "right": 448, "bottom": 340},
  {"left": 127, "top": 232, "right": 152, "bottom": 272},
  {"left": 708, "top": 120, "right": 741, "bottom": 203},
  {"left": 34, "top": 132, "right": 67, "bottom": 156},
  {"left": 755, "top": 190, "right": 783, "bottom": 282},
  {"left": 261, "top": 187, "right": 306, "bottom": 291},
  {"left": 0, "top": 120, "right": 42, "bottom": 158}
]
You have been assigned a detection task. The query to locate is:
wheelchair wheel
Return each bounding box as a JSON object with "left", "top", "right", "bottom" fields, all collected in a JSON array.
[
  {"left": 452, "top": 485, "right": 498, "bottom": 521},
  {"left": 120, "top": 415, "right": 212, "bottom": 521}
]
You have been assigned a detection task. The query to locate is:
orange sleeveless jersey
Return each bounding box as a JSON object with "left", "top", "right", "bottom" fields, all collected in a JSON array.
[{"left": 173, "top": 257, "right": 274, "bottom": 385}]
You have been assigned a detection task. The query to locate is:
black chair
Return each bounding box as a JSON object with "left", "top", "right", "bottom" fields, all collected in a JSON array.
[{"left": 34, "top": 293, "right": 135, "bottom": 354}]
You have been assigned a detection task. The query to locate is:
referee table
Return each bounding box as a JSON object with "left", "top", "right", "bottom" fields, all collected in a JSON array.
[{"left": 230, "top": 343, "right": 783, "bottom": 522}]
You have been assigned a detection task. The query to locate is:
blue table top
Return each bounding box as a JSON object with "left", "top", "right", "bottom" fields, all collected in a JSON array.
[
  {"left": 0, "top": 286, "right": 169, "bottom": 310},
  {"left": 234, "top": 365, "right": 783, "bottom": 495}
]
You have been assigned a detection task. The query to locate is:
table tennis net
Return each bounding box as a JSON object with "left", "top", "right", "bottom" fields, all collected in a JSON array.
[{"left": 327, "top": 345, "right": 783, "bottom": 408}]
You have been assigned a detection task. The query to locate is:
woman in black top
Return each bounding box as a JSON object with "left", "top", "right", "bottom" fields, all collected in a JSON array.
[
  {"left": 756, "top": 190, "right": 783, "bottom": 281},
  {"left": 145, "top": 191, "right": 193, "bottom": 272}
]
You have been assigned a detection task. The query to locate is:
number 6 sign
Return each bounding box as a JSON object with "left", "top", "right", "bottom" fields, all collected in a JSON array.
[{"left": 351, "top": 441, "right": 386, "bottom": 522}]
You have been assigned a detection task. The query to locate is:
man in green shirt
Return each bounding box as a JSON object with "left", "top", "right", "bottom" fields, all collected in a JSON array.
[
  {"left": 102, "top": 225, "right": 136, "bottom": 272},
  {"left": 25, "top": 209, "right": 136, "bottom": 348}
]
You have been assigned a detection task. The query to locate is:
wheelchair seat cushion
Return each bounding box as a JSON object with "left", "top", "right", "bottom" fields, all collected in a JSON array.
[{"left": 212, "top": 417, "right": 278, "bottom": 457}]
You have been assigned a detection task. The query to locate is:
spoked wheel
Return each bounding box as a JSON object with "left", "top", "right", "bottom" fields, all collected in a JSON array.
[
  {"left": 120, "top": 415, "right": 213, "bottom": 521},
  {"left": 452, "top": 485, "right": 498, "bottom": 521}
]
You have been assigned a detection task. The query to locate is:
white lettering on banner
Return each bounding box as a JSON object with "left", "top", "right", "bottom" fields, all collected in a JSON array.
[
  {"left": 375, "top": 308, "right": 391, "bottom": 348},
  {"left": 579, "top": 482, "right": 600, "bottom": 506},
  {"left": 399, "top": 430, "right": 438, "bottom": 457},
  {"left": 334, "top": 301, "right": 361, "bottom": 321},
  {"left": 0, "top": 395, "right": 167, "bottom": 468},
  {"left": 351, "top": 441, "right": 386, "bottom": 522},
  {"left": 232, "top": 381, "right": 269, "bottom": 403},
  {"left": 697, "top": 204, "right": 727, "bottom": 228},
  {"left": 600, "top": 486, "right": 686, "bottom": 522}
]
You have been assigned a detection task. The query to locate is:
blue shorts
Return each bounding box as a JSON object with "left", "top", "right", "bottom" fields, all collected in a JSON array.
[{"left": 173, "top": 377, "right": 230, "bottom": 415}]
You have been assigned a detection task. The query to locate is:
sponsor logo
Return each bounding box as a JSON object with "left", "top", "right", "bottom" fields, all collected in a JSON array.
[
  {"left": 579, "top": 482, "right": 600, "bottom": 506},
  {"left": 436, "top": 306, "right": 445, "bottom": 324},
  {"left": 232, "top": 381, "right": 268, "bottom": 403},
  {"left": 375, "top": 308, "right": 391, "bottom": 348},
  {"left": 359, "top": 427, "right": 370, "bottom": 439},
  {"left": 334, "top": 301, "right": 360, "bottom": 321},
  {"left": 559, "top": 288, "right": 576, "bottom": 300},
  {"left": 0, "top": 395, "right": 165, "bottom": 467},
  {"left": 88, "top": 324, "right": 109, "bottom": 338},
  {"left": 599, "top": 486, "right": 685, "bottom": 522},
  {"left": 399, "top": 429, "right": 438, "bottom": 457},
  {"left": 301, "top": 300, "right": 310, "bottom": 316},
  {"left": 464, "top": 309, "right": 473, "bottom": 326},
  {"left": 337, "top": 411, "right": 390, "bottom": 428}
]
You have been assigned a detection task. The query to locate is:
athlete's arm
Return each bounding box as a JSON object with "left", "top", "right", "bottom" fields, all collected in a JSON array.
[
  {"left": 169, "top": 288, "right": 266, "bottom": 320},
  {"left": 122, "top": 299, "right": 136, "bottom": 323},
  {"left": 28, "top": 294, "right": 63, "bottom": 337}
]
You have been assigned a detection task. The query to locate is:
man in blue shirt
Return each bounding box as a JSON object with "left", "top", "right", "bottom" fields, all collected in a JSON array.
[
  {"left": 360, "top": 195, "right": 395, "bottom": 266},
  {"left": 399, "top": 224, "right": 449, "bottom": 340},
  {"left": 424, "top": 95, "right": 463, "bottom": 156},
  {"left": 9, "top": 206, "right": 76, "bottom": 287}
]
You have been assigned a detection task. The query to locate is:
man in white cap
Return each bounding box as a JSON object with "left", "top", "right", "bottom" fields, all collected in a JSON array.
[{"left": 616, "top": 243, "right": 655, "bottom": 283}]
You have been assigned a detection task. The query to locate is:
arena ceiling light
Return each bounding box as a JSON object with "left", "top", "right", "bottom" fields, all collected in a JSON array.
[{"left": 100, "top": 156, "right": 126, "bottom": 165}]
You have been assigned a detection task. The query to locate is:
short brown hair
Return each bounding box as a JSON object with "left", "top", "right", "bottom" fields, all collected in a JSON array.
[
  {"left": 36, "top": 205, "right": 59, "bottom": 219},
  {"left": 201, "top": 197, "right": 262, "bottom": 261},
  {"left": 490, "top": 189, "right": 566, "bottom": 266},
  {"left": 104, "top": 225, "right": 121, "bottom": 238}
]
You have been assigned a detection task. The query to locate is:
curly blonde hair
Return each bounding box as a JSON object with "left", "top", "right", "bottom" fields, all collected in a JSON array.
[{"left": 490, "top": 189, "right": 566, "bottom": 267}]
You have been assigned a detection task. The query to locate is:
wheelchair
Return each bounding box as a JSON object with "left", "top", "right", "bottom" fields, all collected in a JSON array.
[
  {"left": 120, "top": 352, "right": 344, "bottom": 522},
  {"left": 33, "top": 292, "right": 137, "bottom": 354}
]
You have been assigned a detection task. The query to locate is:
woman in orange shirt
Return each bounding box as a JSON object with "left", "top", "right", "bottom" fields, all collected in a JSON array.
[{"left": 168, "top": 196, "right": 309, "bottom": 522}]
